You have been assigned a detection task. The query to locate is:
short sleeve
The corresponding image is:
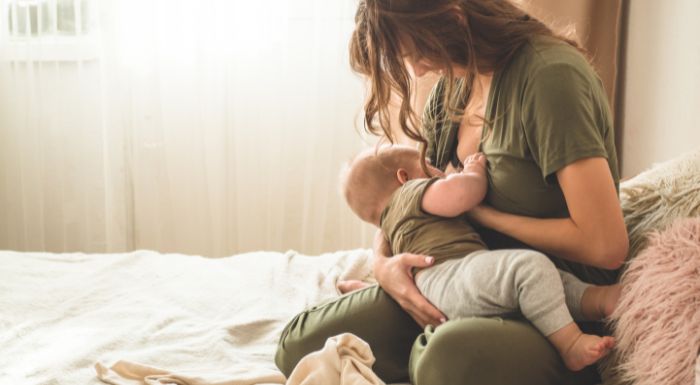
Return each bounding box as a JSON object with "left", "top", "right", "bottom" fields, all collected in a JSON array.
[
  {"left": 379, "top": 178, "right": 436, "bottom": 238},
  {"left": 520, "top": 63, "right": 608, "bottom": 180},
  {"left": 395, "top": 178, "right": 438, "bottom": 216},
  {"left": 379, "top": 177, "right": 439, "bottom": 228}
]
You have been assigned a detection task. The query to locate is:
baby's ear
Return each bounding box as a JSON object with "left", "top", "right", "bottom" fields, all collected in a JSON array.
[{"left": 396, "top": 168, "right": 410, "bottom": 184}]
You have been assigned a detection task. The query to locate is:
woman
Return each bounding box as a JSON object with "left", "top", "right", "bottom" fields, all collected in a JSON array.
[{"left": 276, "top": 0, "right": 629, "bottom": 384}]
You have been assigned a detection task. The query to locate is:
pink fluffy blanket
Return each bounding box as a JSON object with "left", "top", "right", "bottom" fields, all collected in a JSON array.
[{"left": 608, "top": 217, "right": 700, "bottom": 385}]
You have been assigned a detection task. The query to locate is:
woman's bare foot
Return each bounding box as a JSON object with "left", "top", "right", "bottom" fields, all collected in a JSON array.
[
  {"left": 580, "top": 284, "right": 622, "bottom": 320},
  {"left": 548, "top": 323, "right": 615, "bottom": 371},
  {"left": 336, "top": 279, "right": 370, "bottom": 294},
  {"left": 562, "top": 333, "right": 615, "bottom": 371}
]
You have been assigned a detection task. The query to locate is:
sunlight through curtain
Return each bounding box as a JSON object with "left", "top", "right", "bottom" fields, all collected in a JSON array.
[{"left": 0, "top": 0, "right": 376, "bottom": 256}]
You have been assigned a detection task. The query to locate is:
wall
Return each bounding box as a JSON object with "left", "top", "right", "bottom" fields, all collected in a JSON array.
[{"left": 621, "top": 0, "right": 700, "bottom": 177}]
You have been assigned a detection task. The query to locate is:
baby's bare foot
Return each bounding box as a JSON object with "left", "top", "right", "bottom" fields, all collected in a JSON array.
[
  {"left": 336, "top": 279, "right": 370, "bottom": 294},
  {"left": 563, "top": 334, "right": 615, "bottom": 371}
]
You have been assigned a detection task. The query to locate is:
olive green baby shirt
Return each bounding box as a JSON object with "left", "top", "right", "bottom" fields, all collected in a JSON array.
[{"left": 379, "top": 178, "right": 486, "bottom": 266}]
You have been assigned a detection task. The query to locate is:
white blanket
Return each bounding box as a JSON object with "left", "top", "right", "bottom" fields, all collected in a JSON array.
[{"left": 0, "top": 249, "right": 374, "bottom": 385}]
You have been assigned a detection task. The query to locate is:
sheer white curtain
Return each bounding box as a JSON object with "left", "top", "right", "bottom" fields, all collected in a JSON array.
[{"left": 0, "top": 0, "right": 376, "bottom": 257}]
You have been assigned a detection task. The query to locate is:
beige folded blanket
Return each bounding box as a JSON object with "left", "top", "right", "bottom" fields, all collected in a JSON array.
[{"left": 286, "top": 334, "right": 386, "bottom": 385}]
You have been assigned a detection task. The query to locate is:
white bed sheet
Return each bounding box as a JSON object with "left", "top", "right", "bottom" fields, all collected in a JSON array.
[{"left": 0, "top": 249, "right": 376, "bottom": 385}]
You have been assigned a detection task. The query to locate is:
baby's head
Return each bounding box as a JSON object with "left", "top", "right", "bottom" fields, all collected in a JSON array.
[{"left": 340, "top": 145, "right": 442, "bottom": 226}]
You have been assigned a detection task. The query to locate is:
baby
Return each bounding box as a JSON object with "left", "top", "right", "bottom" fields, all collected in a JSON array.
[{"left": 340, "top": 144, "right": 621, "bottom": 371}]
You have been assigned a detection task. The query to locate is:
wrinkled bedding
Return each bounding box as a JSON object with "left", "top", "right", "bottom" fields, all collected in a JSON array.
[{"left": 0, "top": 249, "right": 374, "bottom": 385}]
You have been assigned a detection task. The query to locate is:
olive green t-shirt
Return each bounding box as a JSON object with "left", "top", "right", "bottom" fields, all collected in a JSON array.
[
  {"left": 423, "top": 37, "right": 620, "bottom": 252},
  {"left": 379, "top": 178, "right": 486, "bottom": 266}
]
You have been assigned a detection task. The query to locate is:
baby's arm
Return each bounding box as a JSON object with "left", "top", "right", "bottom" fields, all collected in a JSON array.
[{"left": 422, "top": 153, "right": 487, "bottom": 217}]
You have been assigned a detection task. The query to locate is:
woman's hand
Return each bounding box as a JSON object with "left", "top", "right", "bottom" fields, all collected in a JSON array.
[{"left": 373, "top": 231, "right": 446, "bottom": 328}]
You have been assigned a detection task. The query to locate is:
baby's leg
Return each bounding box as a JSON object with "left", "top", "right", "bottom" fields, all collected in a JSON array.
[
  {"left": 416, "top": 250, "right": 572, "bottom": 333},
  {"left": 558, "top": 270, "right": 590, "bottom": 320},
  {"left": 580, "top": 284, "right": 622, "bottom": 321},
  {"left": 416, "top": 250, "right": 613, "bottom": 371},
  {"left": 548, "top": 322, "right": 615, "bottom": 371},
  {"left": 336, "top": 279, "right": 370, "bottom": 294},
  {"left": 558, "top": 270, "right": 622, "bottom": 321}
]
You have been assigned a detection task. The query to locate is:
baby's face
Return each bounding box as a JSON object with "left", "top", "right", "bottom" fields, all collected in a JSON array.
[{"left": 421, "top": 158, "right": 445, "bottom": 178}]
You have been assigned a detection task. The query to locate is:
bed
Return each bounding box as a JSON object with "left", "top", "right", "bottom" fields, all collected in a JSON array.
[
  {"left": 0, "top": 248, "right": 381, "bottom": 385},
  {"left": 2, "top": 150, "right": 699, "bottom": 385}
]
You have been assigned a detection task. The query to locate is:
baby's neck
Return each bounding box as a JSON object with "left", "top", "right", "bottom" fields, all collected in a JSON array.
[
  {"left": 370, "top": 186, "right": 400, "bottom": 227},
  {"left": 370, "top": 201, "right": 388, "bottom": 228}
]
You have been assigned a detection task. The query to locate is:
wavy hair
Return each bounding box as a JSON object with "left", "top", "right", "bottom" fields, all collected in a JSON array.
[{"left": 349, "top": 0, "right": 583, "bottom": 173}]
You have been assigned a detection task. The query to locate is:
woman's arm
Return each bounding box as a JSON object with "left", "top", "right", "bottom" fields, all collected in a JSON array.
[
  {"left": 469, "top": 157, "right": 628, "bottom": 270},
  {"left": 372, "top": 230, "right": 446, "bottom": 327}
]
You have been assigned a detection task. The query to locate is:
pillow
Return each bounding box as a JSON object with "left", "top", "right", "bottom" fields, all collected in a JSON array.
[
  {"left": 606, "top": 218, "right": 700, "bottom": 385},
  {"left": 600, "top": 148, "right": 700, "bottom": 385},
  {"left": 620, "top": 148, "right": 700, "bottom": 260}
]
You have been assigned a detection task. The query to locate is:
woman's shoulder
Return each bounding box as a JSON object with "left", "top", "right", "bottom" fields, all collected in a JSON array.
[{"left": 511, "top": 36, "right": 595, "bottom": 80}]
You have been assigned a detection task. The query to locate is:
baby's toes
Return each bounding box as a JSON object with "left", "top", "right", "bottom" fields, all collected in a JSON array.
[
  {"left": 602, "top": 336, "right": 615, "bottom": 349},
  {"left": 590, "top": 338, "right": 611, "bottom": 355}
]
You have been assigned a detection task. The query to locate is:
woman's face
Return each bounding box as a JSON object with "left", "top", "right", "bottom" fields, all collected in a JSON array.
[
  {"left": 402, "top": 52, "right": 468, "bottom": 78},
  {"left": 405, "top": 57, "right": 437, "bottom": 78},
  {"left": 399, "top": 38, "right": 437, "bottom": 78}
]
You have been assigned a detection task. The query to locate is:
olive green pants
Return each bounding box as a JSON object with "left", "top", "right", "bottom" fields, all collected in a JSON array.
[{"left": 275, "top": 260, "right": 618, "bottom": 384}]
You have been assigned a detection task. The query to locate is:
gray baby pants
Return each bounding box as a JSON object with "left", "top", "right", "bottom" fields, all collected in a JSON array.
[{"left": 415, "top": 249, "right": 591, "bottom": 336}]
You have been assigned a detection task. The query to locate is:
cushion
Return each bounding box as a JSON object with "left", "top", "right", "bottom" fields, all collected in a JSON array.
[
  {"left": 607, "top": 218, "right": 700, "bottom": 385},
  {"left": 601, "top": 148, "right": 700, "bottom": 385},
  {"left": 620, "top": 149, "right": 700, "bottom": 260}
]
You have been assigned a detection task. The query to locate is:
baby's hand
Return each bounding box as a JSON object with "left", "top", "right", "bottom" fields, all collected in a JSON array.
[{"left": 463, "top": 152, "right": 487, "bottom": 176}]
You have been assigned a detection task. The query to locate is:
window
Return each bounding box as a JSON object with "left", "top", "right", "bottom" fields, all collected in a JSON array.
[{"left": 1, "top": 0, "right": 97, "bottom": 61}]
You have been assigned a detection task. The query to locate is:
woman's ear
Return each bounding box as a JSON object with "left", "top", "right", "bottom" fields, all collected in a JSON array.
[{"left": 396, "top": 168, "right": 410, "bottom": 184}]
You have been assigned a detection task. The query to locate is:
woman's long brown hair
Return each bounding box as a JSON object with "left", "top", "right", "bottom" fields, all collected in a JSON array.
[{"left": 349, "top": 0, "right": 583, "bottom": 173}]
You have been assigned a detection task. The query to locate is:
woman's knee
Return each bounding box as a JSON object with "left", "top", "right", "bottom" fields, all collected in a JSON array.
[
  {"left": 409, "top": 317, "right": 598, "bottom": 385},
  {"left": 275, "top": 308, "right": 316, "bottom": 377},
  {"left": 275, "top": 285, "right": 422, "bottom": 382},
  {"left": 275, "top": 288, "right": 377, "bottom": 376}
]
